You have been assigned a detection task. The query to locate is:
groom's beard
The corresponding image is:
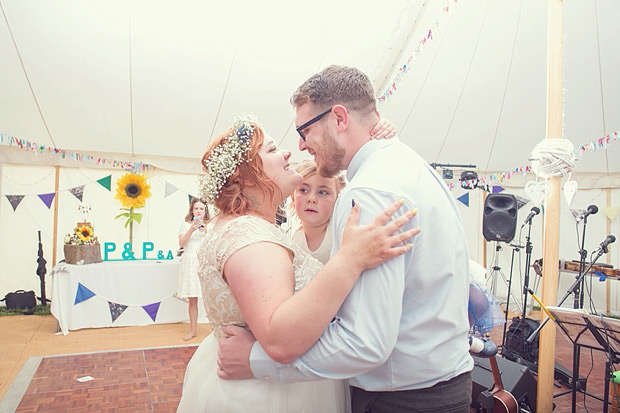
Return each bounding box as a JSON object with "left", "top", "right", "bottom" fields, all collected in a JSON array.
[{"left": 317, "top": 129, "right": 346, "bottom": 179}]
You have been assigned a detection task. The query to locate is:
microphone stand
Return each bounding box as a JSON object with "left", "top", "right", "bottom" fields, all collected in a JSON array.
[
  {"left": 527, "top": 246, "right": 608, "bottom": 344},
  {"left": 501, "top": 243, "right": 521, "bottom": 349},
  {"left": 573, "top": 212, "right": 590, "bottom": 409},
  {"left": 526, "top": 244, "right": 609, "bottom": 412},
  {"left": 519, "top": 220, "right": 535, "bottom": 360},
  {"left": 574, "top": 213, "right": 590, "bottom": 309}
]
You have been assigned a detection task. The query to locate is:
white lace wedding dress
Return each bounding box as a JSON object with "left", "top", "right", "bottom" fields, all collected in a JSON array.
[{"left": 177, "top": 215, "right": 349, "bottom": 412}]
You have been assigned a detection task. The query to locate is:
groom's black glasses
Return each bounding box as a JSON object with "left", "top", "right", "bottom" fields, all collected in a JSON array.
[{"left": 296, "top": 108, "right": 332, "bottom": 141}]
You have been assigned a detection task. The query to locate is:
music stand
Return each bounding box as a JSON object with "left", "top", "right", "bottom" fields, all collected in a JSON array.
[{"left": 548, "top": 307, "right": 620, "bottom": 413}]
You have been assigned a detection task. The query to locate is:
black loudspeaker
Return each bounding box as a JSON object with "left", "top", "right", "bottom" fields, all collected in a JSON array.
[
  {"left": 483, "top": 193, "right": 518, "bottom": 242},
  {"left": 471, "top": 355, "right": 537, "bottom": 412}
]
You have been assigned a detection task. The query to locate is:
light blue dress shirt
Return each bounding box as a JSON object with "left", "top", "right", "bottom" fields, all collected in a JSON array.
[{"left": 250, "top": 138, "right": 473, "bottom": 391}]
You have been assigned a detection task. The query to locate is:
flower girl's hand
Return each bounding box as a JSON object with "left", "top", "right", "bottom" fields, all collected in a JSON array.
[
  {"left": 370, "top": 118, "right": 397, "bottom": 140},
  {"left": 339, "top": 199, "right": 420, "bottom": 274},
  {"left": 217, "top": 325, "right": 256, "bottom": 380}
]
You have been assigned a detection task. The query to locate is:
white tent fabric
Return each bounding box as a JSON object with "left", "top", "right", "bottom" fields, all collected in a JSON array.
[{"left": 0, "top": 1, "right": 619, "bottom": 312}]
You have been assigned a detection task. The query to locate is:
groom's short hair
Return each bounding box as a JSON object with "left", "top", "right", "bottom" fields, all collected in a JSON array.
[{"left": 291, "top": 65, "right": 376, "bottom": 115}]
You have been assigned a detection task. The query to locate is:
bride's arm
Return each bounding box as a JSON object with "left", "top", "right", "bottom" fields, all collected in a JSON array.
[{"left": 224, "top": 200, "right": 419, "bottom": 364}]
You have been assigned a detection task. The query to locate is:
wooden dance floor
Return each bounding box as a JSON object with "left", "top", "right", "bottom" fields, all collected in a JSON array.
[
  {"left": 3, "top": 322, "right": 617, "bottom": 412},
  {"left": 10, "top": 346, "right": 197, "bottom": 412}
]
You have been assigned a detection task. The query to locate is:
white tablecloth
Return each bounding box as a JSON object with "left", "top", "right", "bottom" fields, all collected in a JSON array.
[{"left": 50, "top": 260, "right": 208, "bottom": 335}]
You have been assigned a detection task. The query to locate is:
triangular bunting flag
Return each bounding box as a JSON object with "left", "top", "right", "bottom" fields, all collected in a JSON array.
[
  {"left": 38, "top": 193, "right": 55, "bottom": 209},
  {"left": 188, "top": 194, "right": 197, "bottom": 204},
  {"left": 492, "top": 186, "right": 505, "bottom": 193},
  {"left": 142, "top": 302, "right": 161, "bottom": 322},
  {"left": 74, "top": 283, "right": 96, "bottom": 304},
  {"left": 457, "top": 193, "right": 469, "bottom": 207},
  {"left": 165, "top": 181, "right": 179, "bottom": 198},
  {"left": 68, "top": 185, "right": 85, "bottom": 202},
  {"left": 5, "top": 195, "right": 25, "bottom": 211},
  {"left": 515, "top": 195, "right": 529, "bottom": 210},
  {"left": 570, "top": 209, "right": 585, "bottom": 222},
  {"left": 602, "top": 206, "right": 620, "bottom": 222},
  {"left": 97, "top": 175, "right": 112, "bottom": 191},
  {"left": 108, "top": 301, "right": 129, "bottom": 322}
]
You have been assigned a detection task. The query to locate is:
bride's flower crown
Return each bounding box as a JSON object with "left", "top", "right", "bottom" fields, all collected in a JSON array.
[{"left": 199, "top": 114, "right": 260, "bottom": 204}]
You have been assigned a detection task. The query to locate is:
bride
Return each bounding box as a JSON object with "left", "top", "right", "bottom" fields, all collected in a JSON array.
[{"left": 177, "top": 114, "right": 419, "bottom": 412}]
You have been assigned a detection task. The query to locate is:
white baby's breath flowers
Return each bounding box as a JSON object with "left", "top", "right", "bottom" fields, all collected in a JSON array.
[{"left": 199, "top": 114, "right": 260, "bottom": 204}]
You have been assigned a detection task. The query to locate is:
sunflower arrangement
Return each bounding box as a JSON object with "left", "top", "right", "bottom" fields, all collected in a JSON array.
[
  {"left": 64, "top": 223, "right": 99, "bottom": 245},
  {"left": 114, "top": 173, "right": 152, "bottom": 241}
]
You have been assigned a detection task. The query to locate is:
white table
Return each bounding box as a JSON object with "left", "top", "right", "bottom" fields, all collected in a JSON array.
[{"left": 50, "top": 259, "right": 207, "bottom": 335}]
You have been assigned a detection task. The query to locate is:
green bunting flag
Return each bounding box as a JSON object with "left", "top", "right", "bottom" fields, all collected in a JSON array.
[{"left": 97, "top": 175, "right": 112, "bottom": 191}]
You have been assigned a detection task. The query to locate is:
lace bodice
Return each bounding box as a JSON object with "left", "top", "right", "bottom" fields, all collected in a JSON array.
[{"left": 197, "top": 215, "right": 323, "bottom": 338}]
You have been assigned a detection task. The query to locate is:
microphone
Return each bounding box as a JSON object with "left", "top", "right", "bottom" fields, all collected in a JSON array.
[
  {"left": 521, "top": 206, "right": 541, "bottom": 227},
  {"left": 598, "top": 235, "right": 616, "bottom": 253},
  {"left": 581, "top": 204, "right": 598, "bottom": 221}
]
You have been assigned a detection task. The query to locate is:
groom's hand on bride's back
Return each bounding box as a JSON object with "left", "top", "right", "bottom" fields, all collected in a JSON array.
[{"left": 217, "top": 325, "right": 256, "bottom": 379}]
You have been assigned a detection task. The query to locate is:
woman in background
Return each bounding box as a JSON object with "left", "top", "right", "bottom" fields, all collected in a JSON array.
[{"left": 178, "top": 197, "right": 209, "bottom": 340}]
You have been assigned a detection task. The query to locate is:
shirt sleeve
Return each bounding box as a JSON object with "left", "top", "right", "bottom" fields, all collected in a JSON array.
[{"left": 250, "top": 188, "right": 414, "bottom": 383}]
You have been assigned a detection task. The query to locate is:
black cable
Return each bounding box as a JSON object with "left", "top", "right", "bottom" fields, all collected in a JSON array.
[
  {"left": 518, "top": 225, "right": 525, "bottom": 311},
  {"left": 582, "top": 348, "right": 595, "bottom": 413}
]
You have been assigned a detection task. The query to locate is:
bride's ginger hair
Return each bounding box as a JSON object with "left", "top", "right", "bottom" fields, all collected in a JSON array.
[{"left": 201, "top": 125, "right": 279, "bottom": 216}]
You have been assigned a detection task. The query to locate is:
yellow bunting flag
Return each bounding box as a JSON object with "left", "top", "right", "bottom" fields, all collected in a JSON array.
[{"left": 602, "top": 206, "right": 619, "bottom": 222}]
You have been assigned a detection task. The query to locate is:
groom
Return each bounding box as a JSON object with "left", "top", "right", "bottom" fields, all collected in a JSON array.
[{"left": 218, "top": 65, "right": 473, "bottom": 412}]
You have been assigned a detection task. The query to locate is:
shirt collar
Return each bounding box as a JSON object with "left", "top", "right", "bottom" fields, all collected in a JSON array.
[{"left": 346, "top": 137, "right": 400, "bottom": 181}]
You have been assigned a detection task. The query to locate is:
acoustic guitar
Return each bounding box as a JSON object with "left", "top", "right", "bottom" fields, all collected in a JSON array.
[{"left": 487, "top": 356, "right": 519, "bottom": 413}]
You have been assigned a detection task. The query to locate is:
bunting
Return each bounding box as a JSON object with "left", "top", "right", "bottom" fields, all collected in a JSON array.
[
  {"left": 5, "top": 195, "right": 24, "bottom": 211},
  {"left": 377, "top": 0, "right": 460, "bottom": 105},
  {"left": 602, "top": 206, "right": 619, "bottom": 222},
  {"left": 457, "top": 193, "right": 469, "bottom": 207},
  {"left": 108, "top": 302, "right": 129, "bottom": 322},
  {"left": 165, "top": 181, "right": 179, "bottom": 198},
  {"left": 68, "top": 186, "right": 85, "bottom": 202},
  {"left": 0, "top": 132, "right": 155, "bottom": 172},
  {"left": 570, "top": 209, "right": 585, "bottom": 222},
  {"left": 38, "top": 193, "right": 55, "bottom": 209},
  {"left": 492, "top": 186, "right": 505, "bottom": 193},
  {"left": 446, "top": 131, "right": 619, "bottom": 191},
  {"left": 74, "top": 283, "right": 96, "bottom": 304},
  {"left": 69, "top": 276, "right": 186, "bottom": 323},
  {"left": 142, "top": 302, "right": 161, "bottom": 322},
  {"left": 97, "top": 175, "right": 112, "bottom": 191}
]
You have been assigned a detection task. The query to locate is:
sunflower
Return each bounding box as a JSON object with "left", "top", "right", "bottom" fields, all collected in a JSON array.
[
  {"left": 115, "top": 173, "right": 152, "bottom": 209},
  {"left": 75, "top": 225, "right": 94, "bottom": 242}
]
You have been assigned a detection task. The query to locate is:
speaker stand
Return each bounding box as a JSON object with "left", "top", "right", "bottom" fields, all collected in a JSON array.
[{"left": 487, "top": 242, "right": 522, "bottom": 319}]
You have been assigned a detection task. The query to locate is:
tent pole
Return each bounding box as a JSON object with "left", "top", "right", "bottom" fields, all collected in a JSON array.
[
  {"left": 52, "top": 166, "right": 60, "bottom": 267},
  {"left": 537, "top": 0, "right": 563, "bottom": 411}
]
